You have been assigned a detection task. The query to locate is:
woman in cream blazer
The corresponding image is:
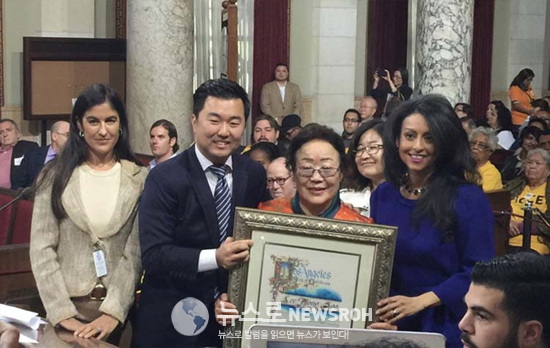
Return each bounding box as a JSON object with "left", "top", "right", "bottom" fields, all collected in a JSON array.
[{"left": 30, "top": 84, "right": 147, "bottom": 343}]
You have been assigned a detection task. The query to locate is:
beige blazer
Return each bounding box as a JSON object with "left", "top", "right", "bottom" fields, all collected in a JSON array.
[
  {"left": 260, "top": 80, "right": 303, "bottom": 119},
  {"left": 30, "top": 160, "right": 147, "bottom": 326}
]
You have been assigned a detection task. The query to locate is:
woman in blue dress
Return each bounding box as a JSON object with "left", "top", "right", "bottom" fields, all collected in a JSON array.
[{"left": 370, "top": 95, "right": 495, "bottom": 347}]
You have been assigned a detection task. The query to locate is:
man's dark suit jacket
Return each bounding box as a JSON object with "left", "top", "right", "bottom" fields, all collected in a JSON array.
[
  {"left": 12, "top": 145, "right": 49, "bottom": 189},
  {"left": 134, "top": 146, "right": 267, "bottom": 347},
  {"left": 9, "top": 140, "right": 39, "bottom": 190}
]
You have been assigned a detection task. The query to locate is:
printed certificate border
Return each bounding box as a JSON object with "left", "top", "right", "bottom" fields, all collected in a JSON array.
[{"left": 225, "top": 207, "right": 397, "bottom": 348}]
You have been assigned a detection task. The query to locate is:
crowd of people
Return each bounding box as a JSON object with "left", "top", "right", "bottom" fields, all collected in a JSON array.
[{"left": 0, "top": 64, "right": 549, "bottom": 347}]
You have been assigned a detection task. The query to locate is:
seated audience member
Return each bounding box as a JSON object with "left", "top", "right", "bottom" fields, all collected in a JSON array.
[
  {"left": 459, "top": 252, "right": 550, "bottom": 348},
  {"left": 341, "top": 108, "right": 361, "bottom": 151},
  {"left": 358, "top": 96, "right": 377, "bottom": 122},
  {"left": 527, "top": 116, "right": 548, "bottom": 131},
  {"left": 30, "top": 84, "right": 146, "bottom": 344},
  {"left": 340, "top": 120, "right": 386, "bottom": 217},
  {"left": 370, "top": 95, "right": 494, "bottom": 348},
  {"left": 535, "top": 108, "right": 550, "bottom": 128},
  {"left": 454, "top": 102, "right": 473, "bottom": 119},
  {"left": 246, "top": 141, "right": 280, "bottom": 169},
  {"left": 260, "top": 63, "right": 303, "bottom": 122},
  {"left": 485, "top": 100, "right": 516, "bottom": 150},
  {"left": 505, "top": 149, "right": 550, "bottom": 255},
  {"left": 460, "top": 116, "right": 477, "bottom": 134},
  {"left": 501, "top": 126, "right": 540, "bottom": 182},
  {"left": 149, "top": 119, "right": 179, "bottom": 170},
  {"left": 469, "top": 127, "right": 503, "bottom": 192},
  {"left": 0, "top": 119, "right": 39, "bottom": 189},
  {"left": 241, "top": 115, "right": 280, "bottom": 154},
  {"left": 215, "top": 124, "right": 372, "bottom": 324},
  {"left": 278, "top": 114, "right": 302, "bottom": 154},
  {"left": 0, "top": 322, "right": 19, "bottom": 348},
  {"left": 13, "top": 120, "right": 70, "bottom": 189},
  {"left": 539, "top": 130, "right": 550, "bottom": 152},
  {"left": 531, "top": 97, "right": 549, "bottom": 115},
  {"left": 266, "top": 157, "right": 295, "bottom": 199}
]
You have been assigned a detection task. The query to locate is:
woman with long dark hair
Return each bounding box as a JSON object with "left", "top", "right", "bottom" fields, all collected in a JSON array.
[
  {"left": 485, "top": 100, "right": 516, "bottom": 149},
  {"left": 370, "top": 95, "right": 495, "bottom": 347},
  {"left": 30, "top": 84, "right": 146, "bottom": 343},
  {"left": 509, "top": 68, "right": 536, "bottom": 126},
  {"left": 373, "top": 67, "right": 413, "bottom": 102}
]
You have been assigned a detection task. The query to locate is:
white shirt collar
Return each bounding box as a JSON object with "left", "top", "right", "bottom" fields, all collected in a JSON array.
[{"left": 194, "top": 145, "right": 233, "bottom": 172}]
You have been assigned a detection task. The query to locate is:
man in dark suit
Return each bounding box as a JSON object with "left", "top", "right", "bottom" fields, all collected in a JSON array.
[
  {"left": 13, "top": 120, "right": 70, "bottom": 189},
  {"left": 135, "top": 79, "right": 268, "bottom": 347},
  {"left": 0, "top": 119, "right": 38, "bottom": 189}
]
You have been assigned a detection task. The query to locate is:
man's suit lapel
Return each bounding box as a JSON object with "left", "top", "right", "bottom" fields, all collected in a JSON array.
[
  {"left": 230, "top": 154, "right": 249, "bottom": 237},
  {"left": 187, "top": 148, "right": 221, "bottom": 246}
]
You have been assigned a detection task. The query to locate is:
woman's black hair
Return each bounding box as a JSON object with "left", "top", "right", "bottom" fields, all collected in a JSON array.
[
  {"left": 247, "top": 141, "right": 280, "bottom": 163},
  {"left": 510, "top": 68, "right": 535, "bottom": 89},
  {"left": 490, "top": 100, "right": 515, "bottom": 133},
  {"left": 342, "top": 119, "right": 385, "bottom": 191},
  {"left": 286, "top": 123, "right": 349, "bottom": 176},
  {"left": 35, "top": 84, "right": 139, "bottom": 221},
  {"left": 518, "top": 126, "right": 542, "bottom": 147},
  {"left": 383, "top": 94, "right": 478, "bottom": 239},
  {"left": 396, "top": 67, "right": 409, "bottom": 87}
]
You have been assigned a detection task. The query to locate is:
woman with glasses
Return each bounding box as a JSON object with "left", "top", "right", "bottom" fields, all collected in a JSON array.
[
  {"left": 369, "top": 95, "right": 495, "bottom": 347},
  {"left": 469, "top": 127, "right": 503, "bottom": 192},
  {"left": 30, "top": 84, "right": 146, "bottom": 344},
  {"left": 340, "top": 119, "right": 386, "bottom": 217},
  {"left": 258, "top": 123, "right": 371, "bottom": 222}
]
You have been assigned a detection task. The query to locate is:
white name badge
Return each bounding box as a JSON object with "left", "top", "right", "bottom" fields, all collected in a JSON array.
[
  {"left": 14, "top": 156, "right": 24, "bottom": 166},
  {"left": 93, "top": 250, "right": 108, "bottom": 278}
]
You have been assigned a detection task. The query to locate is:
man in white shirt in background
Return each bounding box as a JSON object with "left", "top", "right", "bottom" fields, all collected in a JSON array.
[{"left": 148, "top": 119, "right": 179, "bottom": 170}]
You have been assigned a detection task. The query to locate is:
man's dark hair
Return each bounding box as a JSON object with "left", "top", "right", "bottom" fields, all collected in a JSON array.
[
  {"left": 150, "top": 119, "right": 179, "bottom": 153},
  {"left": 275, "top": 62, "right": 288, "bottom": 71},
  {"left": 343, "top": 108, "right": 361, "bottom": 121},
  {"left": 193, "top": 78, "right": 250, "bottom": 121},
  {"left": 532, "top": 98, "right": 550, "bottom": 112},
  {"left": 454, "top": 103, "right": 474, "bottom": 118},
  {"left": 471, "top": 252, "right": 550, "bottom": 345}
]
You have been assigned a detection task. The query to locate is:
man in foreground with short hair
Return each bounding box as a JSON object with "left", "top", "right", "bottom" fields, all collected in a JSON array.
[
  {"left": 0, "top": 119, "right": 38, "bottom": 189},
  {"left": 459, "top": 252, "right": 549, "bottom": 348},
  {"left": 13, "top": 120, "right": 69, "bottom": 189},
  {"left": 135, "top": 79, "right": 267, "bottom": 347},
  {"left": 148, "top": 119, "right": 179, "bottom": 170}
]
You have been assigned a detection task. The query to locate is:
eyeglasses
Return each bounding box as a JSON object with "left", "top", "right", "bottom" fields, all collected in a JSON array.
[
  {"left": 469, "top": 141, "right": 489, "bottom": 150},
  {"left": 353, "top": 144, "right": 383, "bottom": 157},
  {"left": 296, "top": 167, "right": 339, "bottom": 178},
  {"left": 344, "top": 117, "right": 360, "bottom": 123},
  {"left": 267, "top": 176, "right": 291, "bottom": 187}
]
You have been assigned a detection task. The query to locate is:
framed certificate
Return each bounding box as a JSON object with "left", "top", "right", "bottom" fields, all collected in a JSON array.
[{"left": 224, "top": 208, "right": 397, "bottom": 348}]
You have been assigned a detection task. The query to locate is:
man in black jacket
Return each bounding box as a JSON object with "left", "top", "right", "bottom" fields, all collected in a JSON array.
[{"left": 0, "top": 119, "right": 38, "bottom": 189}]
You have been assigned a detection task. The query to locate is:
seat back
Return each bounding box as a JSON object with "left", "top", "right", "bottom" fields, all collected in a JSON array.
[
  {"left": 485, "top": 189, "right": 512, "bottom": 256},
  {"left": 0, "top": 192, "right": 15, "bottom": 246},
  {"left": 0, "top": 188, "right": 34, "bottom": 245},
  {"left": 490, "top": 149, "right": 514, "bottom": 171}
]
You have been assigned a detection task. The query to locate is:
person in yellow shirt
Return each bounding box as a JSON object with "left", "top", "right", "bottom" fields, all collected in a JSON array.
[
  {"left": 469, "top": 127, "right": 503, "bottom": 192},
  {"left": 507, "top": 148, "right": 550, "bottom": 254}
]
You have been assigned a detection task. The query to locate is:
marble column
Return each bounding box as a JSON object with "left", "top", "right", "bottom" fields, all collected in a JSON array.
[
  {"left": 126, "top": 0, "right": 194, "bottom": 154},
  {"left": 415, "top": 0, "right": 474, "bottom": 106}
]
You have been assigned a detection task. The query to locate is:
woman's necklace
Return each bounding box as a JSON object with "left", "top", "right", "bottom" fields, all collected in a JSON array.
[{"left": 401, "top": 173, "right": 426, "bottom": 196}]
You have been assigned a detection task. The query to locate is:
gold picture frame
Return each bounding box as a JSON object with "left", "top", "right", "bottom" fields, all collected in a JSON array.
[{"left": 224, "top": 207, "right": 397, "bottom": 348}]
